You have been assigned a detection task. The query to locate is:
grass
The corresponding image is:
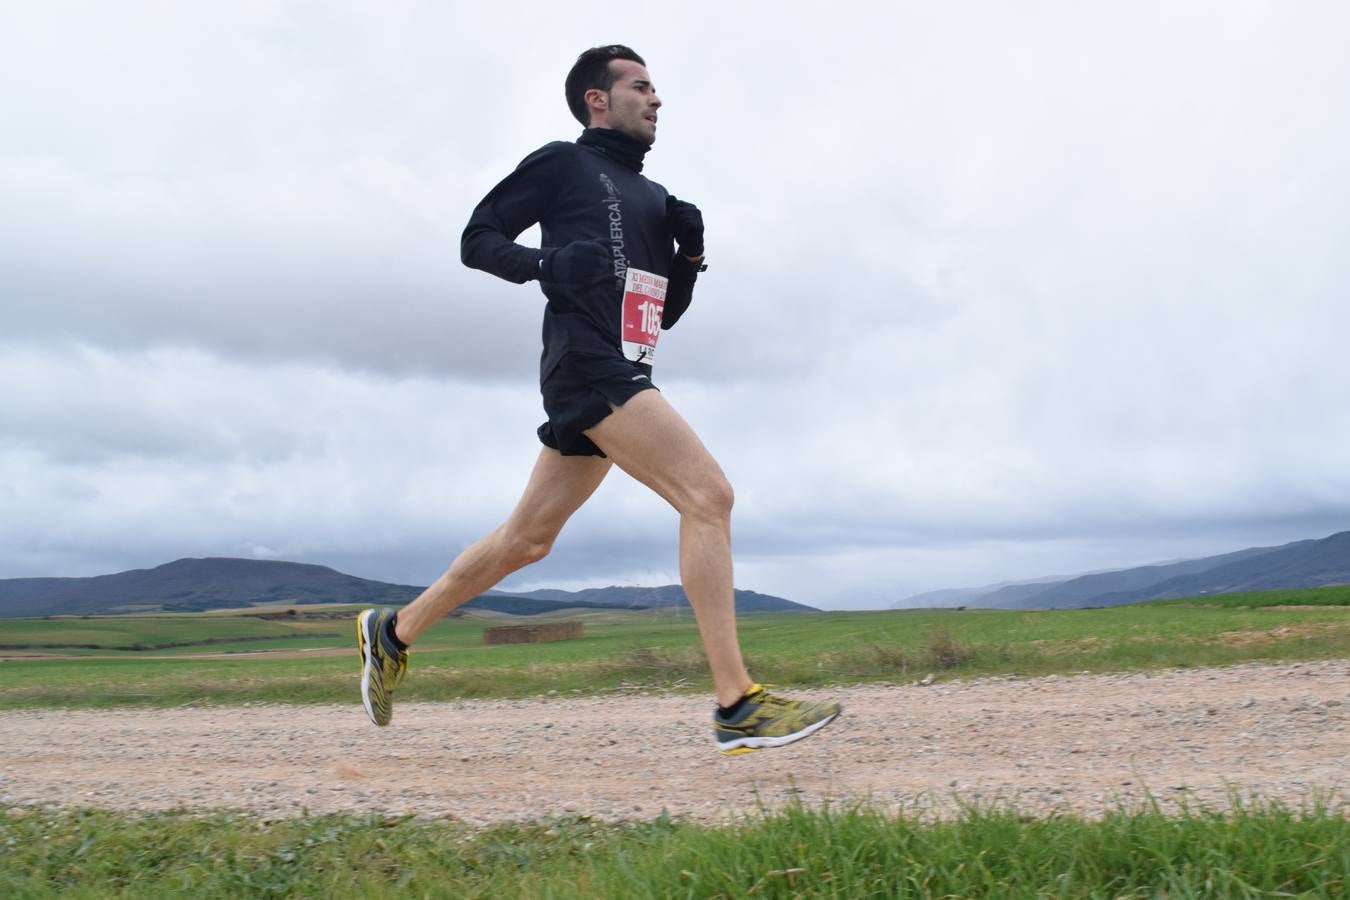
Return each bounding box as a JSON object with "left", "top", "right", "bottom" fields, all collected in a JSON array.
[
  {"left": 2, "top": 797, "right": 1345, "bottom": 898},
  {"left": 1146, "top": 584, "right": 1350, "bottom": 608},
  {"left": 1, "top": 589, "right": 1347, "bottom": 709}
]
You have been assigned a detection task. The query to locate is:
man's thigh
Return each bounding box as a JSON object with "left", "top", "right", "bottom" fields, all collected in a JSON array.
[
  {"left": 582, "top": 390, "right": 727, "bottom": 511},
  {"left": 504, "top": 447, "right": 612, "bottom": 538}
]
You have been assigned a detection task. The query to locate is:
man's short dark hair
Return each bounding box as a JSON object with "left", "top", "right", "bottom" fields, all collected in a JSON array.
[{"left": 565, "top": 45, "right": 646, "bottom": 126}]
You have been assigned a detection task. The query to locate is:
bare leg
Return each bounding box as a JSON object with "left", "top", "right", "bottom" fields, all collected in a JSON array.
[
  {"left": 584, "top": 390, "right": 753, "bottom": 706},
  {"left": 394, "top": 448, "right": 612, "bottom": 643}
]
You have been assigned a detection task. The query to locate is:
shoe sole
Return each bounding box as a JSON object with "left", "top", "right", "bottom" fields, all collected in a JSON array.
[
  {"left": 716, "top": 709, "right": 841, "bottom": 755},
  {"left": 356, "top": 609, "right": 384, "bottom": 727}
]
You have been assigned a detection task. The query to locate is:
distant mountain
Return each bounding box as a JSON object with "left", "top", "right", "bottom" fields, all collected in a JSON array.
[
  {"left": 897, "top": 530, "right": 1350, "bottom": 609},
  {"left": 898, "top": 575, "right": 1068, "bottom": 609},
  {"left": 1089, "top": 532, "right": 1350, "bottom": 606},
  {"left": 461, "top": 595, "right": 651, "bottom": 616},
  {"left": 0, "top": 558, "right": 424, "bottom": 618},
  {"left": 0, "top": 557, "right": 814, "bottom": 617}
]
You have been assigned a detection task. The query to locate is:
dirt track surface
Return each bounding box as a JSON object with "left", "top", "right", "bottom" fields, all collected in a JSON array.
[{"left": 3, "top": 661, "right": 1346, "bottom": 825}]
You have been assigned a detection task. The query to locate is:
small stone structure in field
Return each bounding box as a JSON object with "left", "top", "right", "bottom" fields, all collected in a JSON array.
[{"left": 483, "top": 621, "right": 583, "bottom": 645}]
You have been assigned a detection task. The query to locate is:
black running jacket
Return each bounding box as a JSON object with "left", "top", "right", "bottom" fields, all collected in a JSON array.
[{"left": 461, "top": 128, "right": 701, "bottom": 381}]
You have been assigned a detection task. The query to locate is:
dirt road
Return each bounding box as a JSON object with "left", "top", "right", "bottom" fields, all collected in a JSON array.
[{"left": 2, "top": 661, "right": 1345, "bottom": 825}]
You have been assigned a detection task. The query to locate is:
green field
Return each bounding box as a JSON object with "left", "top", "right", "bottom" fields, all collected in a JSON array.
[
  {"left": 2, "top": 585, "right": 1347, "bottom": 709},
  {"left": 3, "top": 798, "right": 1345, "bottom": 899},
  {"left": 1149, "top": 585, "right": 1350, "bottom": 608},
  {"left": 4, "top": 586, "right": 1346, "bottom": 897}
]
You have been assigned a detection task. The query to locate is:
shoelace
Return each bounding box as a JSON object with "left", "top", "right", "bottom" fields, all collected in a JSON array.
[{"left": 749, "top": 684, "right": 799, "bottom": 709}]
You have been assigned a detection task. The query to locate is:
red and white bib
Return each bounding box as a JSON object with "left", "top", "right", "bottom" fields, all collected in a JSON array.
[{"left": 620, "top": 266, "right": 667, "bottom": 365}]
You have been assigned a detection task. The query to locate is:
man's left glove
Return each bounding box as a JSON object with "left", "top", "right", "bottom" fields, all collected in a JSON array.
[{"left": 665, "top": 195, "right": 704, "bottom": 258}]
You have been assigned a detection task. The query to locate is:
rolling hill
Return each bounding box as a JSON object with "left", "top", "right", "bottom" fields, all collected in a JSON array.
[
  {"left": 0, "top": 557, "right": 814, "bottom": 617},
  {"left": 896, "top": 530, "right": 1350, "bottom": 609}
]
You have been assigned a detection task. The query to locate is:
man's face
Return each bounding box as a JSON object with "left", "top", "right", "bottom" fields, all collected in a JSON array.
[{"left": 594, "top": 59, "right": 661, "bottom": 144}]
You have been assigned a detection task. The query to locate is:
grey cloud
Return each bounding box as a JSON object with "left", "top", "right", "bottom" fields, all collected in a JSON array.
[{"left": 4, "top": 3, "right": 1350, "bottom": 606}]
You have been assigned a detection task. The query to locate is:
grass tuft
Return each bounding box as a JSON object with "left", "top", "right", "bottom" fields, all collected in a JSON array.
[
  {"left": 599, "top": 645, "right": 708, "bottom": 684},
  {"left": 810, "top": 643, "right": 915, "bottom": 679},
  {"left": 922, "top": 626, "right": 975, "bottom": 670}
]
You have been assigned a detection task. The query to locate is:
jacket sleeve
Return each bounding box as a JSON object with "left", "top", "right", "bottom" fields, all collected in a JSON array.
[
  {"left": 460, "top": 144, "right": 569, "bottom": 284},
  {"left": 661, "top": 253, "right": 701, "bottom": 329}
]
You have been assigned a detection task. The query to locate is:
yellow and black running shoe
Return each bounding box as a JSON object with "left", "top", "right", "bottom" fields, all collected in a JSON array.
[
  {"left": 714, "top": 684, "right": 841, "bottom": 755},
  {"left": 357, "top": 608, "right": 408, "bottom": 726}
]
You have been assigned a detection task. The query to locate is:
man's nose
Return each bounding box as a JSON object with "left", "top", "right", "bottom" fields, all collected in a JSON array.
[{"left": 650, "top": 93, "right": 662, "bottom": 108}]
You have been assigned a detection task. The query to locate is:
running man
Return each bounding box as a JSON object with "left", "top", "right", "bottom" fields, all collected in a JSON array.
[{"left": 357, "top": 45, "right": 840, "bottom": 754}]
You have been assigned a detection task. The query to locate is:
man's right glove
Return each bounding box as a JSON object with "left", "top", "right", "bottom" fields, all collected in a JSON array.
[
  {"left": 538, "top": 238, "right": 611, "bottom": 283},
  {"left": 665, "top": 195, "right": 704, "bottom": 258}
]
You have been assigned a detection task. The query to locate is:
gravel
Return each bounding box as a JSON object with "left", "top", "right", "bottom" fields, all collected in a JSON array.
[{"left": 2, "top": 660, "right": 1345, "bottom": 825}]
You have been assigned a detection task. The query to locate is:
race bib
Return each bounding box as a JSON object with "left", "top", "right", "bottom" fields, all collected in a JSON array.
[{"left": 620, "top": 266, "right": 667, "bottom": 365}]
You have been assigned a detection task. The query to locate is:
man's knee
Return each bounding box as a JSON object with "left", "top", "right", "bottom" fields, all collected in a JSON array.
[
  {"left": 498, "top": 529, "right": 554, "bottom": 568},
  {"left": 685, "top": 475, "right": 734, "bottom": 522}
]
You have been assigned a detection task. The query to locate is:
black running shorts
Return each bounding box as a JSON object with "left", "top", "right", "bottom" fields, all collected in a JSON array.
[{"left": 537, "top": 352, "right": 658, "bottom": 457}]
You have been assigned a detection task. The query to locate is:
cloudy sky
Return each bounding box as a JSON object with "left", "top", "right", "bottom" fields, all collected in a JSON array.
[{"left": 4, "top": 2, "right": 1348, "bottom": 609}]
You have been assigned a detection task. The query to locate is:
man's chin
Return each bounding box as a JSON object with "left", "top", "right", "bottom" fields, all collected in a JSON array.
[{"left": 617, "top": 124, "right": 656, "bottom": 146}]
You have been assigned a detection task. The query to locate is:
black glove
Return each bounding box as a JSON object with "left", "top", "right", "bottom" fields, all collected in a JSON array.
[
  {"left": 665, "top": 195, "right": 704, "bottom": 257},
  {"left": 539, "top": 238, "right": 611, "bottom": 283}
]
